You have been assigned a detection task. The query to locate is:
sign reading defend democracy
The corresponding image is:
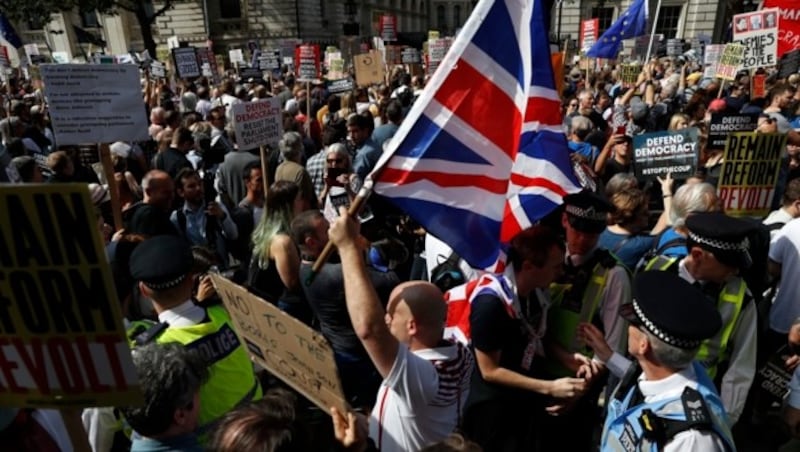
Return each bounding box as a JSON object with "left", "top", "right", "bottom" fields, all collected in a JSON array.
[
  {"left": 733, "top": 8, "right": 779, "bottom": 70},
  {"left": 0, "top": 185, "right": 140, "bottom": 408},
  {"left": 633, "top": 128, "right": 699, "bottom": 180},
  {"left": 718, "top": 132, "right": 786, "bottom": 217},
  {"left": 210, "top": 275, "right": 347, "bottom": 414},
  {"left": 232, "top": 98, "right": 283, "bottom": 149},
  {"left": 41, "top": 64, "right": 149, "bottom": 146},
  {"left": 171, "top": 47, "right": 201, "bottom": 79},
  {"left": 708, "top": 113, "right": 759, "bottom": 149}
]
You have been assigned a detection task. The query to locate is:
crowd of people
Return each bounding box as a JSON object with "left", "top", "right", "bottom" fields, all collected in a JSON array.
[{"left": 3, "top": 49, "right": 800, "bottom": 452}]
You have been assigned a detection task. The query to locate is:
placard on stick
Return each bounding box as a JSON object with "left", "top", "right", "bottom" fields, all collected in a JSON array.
[
  {"left": 354, "top": 50, "right": 385, "bottom": 86},
  {"left": 171, "top": 47, "right": 201, "bottom": 79},
  {"left": 41, "top": 64, "right": 149, "bottom": 146},
  {"left": 231, "top": 98, "right": 284, "bottom": 150},
  {"left": 619, "top": 64, "right": 641, "bottom": 84},
  {"left": 210, "top": 275, "right": 347, "bottom": 414},
  {"left": 0, "top": 184, "right": 141, "bottom": 408},
  {"left": 633, "top": 128, "right": 699, "bottom": 180},
  {"left": 718, "top": 132, "right": 786, "bottom": 217},
  {"left": 716, "top": 43, "right": 746, "bottom": 80}
]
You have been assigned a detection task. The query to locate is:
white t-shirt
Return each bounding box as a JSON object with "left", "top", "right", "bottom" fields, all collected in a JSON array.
[
  {"left": 769, "top": 218, "right": 800, "bottom": 333},
  {"left": 369, "top": 342, "right": 473, "bottom": 452}
]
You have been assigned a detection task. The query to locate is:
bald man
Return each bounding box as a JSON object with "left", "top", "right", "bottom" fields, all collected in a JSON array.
[
  {"left": 124, "top": 170, "right": 179, "bottom": 237},
  {"left": 328, "top": 207, "right": 474, "bottom": 452}
]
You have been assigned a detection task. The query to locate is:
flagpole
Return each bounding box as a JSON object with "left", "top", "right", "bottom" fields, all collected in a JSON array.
[
  {"left": 306, "top": 181, "right": 374, "bottom": 285},
  {"left": 644, "top": 0, "right": 662, "bottom": 64}
]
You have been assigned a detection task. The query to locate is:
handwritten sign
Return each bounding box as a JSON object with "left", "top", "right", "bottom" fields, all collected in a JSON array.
[
  {"left": 210, "top": 275, "right": 347, "bottom": 414},
  {"left": 716, "top": 43, "right": 746, "bottom": 80},
  {"left": 718, "top": 132, "right": 786, "bottom": 217},
  {"left": 619, "top": 64, "right": 641, "bottom": 84},
  {"left": 0, "top": 185, "right": 141, "bottom": 408},
  {"left": 354, "top": 50, "right": 385, "bottom": 86},
  {"left": 231, "top": 98, "right": 283, "bottom": 149},
  {"left": 733, "top": 8, "right": 779, "bottom": 70},
  {"left": 41, "top": 64, "right": 148, "bottom": 145}
]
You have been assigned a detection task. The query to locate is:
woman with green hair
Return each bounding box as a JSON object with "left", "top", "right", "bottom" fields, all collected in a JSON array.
[{"left": 248, "top": 180, "right": 311, "bottom": 324}]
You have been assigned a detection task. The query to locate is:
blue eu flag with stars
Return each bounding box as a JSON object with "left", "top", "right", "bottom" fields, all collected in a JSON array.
[{"left": 586, "top": 0, "right": 648, "bottom": 59}]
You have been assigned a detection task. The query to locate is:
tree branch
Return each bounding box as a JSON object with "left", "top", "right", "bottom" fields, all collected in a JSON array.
[{"left": 149, "top": 1, "right": 174, "bottom": 24}]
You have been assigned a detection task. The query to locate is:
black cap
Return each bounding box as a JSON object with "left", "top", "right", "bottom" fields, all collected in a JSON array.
[
  {"left": 685, "top": 212, "right": 755, "bottom": 269},
  {"left": 621, "top": 271, "right": 721, "bottom": 349},
  {"left": 563, "top": 190, "right": 613, "bottom": 233},
  {"left": 129, "top": 236, "right": 194, "bottom": 290}
]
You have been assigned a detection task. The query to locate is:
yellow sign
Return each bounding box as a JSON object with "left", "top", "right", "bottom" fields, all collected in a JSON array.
[
  {"left": 354, "top": 50, "right": 385, "bottom": 87},
  {"left": 210, "top": 275, "right": 348, "bottom": 414},
  {"left": 620, "top": 64, "right": 642, "bottom": 84},
  {"left": 718, "top": 132, "right": 786, "bottom": 217},
  {"left": 0, "top": 185, "right": 140, "bottom": 408}
]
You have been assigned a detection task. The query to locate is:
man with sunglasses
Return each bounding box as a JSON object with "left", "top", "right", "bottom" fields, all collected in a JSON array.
[{"left": 602, "top": 271, "right": 734, "bottom": 451}]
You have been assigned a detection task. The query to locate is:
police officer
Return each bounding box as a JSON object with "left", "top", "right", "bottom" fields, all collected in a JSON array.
[
  {"left": 129, "top": 235, "right": 262, "bottom": 435},
  {"left": 675, "top": 211, "right": 758, "bottom": 427},
  {"left": 602, "top": 271, "right": 734, "bottom": 451},
  {"left": 542, "top": 190, "right": 632, "bottom": 450}
]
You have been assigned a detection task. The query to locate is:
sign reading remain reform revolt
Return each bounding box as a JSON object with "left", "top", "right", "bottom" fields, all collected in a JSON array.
[
  {"left": 210, "top": 274, "right": 348, "bottom": 414},
  {"left": 0, "top": 185, "right": 140, "bottom": 408},
  {"left": 718, "top": 132, "right": 786, "bottom": 217}
]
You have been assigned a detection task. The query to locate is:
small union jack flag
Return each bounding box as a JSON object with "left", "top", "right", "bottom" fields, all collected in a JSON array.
[{"left": 369, "top": 0, "right": 580, "bottom": 270}]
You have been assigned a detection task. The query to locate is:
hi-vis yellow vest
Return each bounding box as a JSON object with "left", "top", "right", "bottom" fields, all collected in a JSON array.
[
  {"left": 155, "top": 305, "right": 262, "bottom": 431},
  {"left": 547, "top": 260, "right": 613, "bottom": 376},
  {"left": 695, "top": 277, "right": 747, "bottom": 379}
]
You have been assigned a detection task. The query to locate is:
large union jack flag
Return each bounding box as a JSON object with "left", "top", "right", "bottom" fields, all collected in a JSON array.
[{"left": 368, "top": 0, "right": 580, "bottom": 270}]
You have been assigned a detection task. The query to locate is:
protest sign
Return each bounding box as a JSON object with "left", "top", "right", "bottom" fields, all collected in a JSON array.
[
  {"left": 716, "top": 43, "right": 746, "bottom": 80},
  {"left": 210, "top": 274, "right": 347, "bottom": 414},
  {"left": 149, "top": 61, "right": 166, "bottom": 79},
  {"left": 763, "top": 0, "right": 796, "bottom": 57},
  {"left": 52, "top": 52, "right": 69, "bottom": 64},
  {"left": 619, "top": 64, "right": 641, "bottom": 84},
  {"left": 171, "top": 47, "right": 200, "bottom": 78},
  {"left": 401, "top": 47, "right": 421, "bottom": 64},
  {"left": 239, "top": 67, "right": 262, "bottom": 80},
  {"left": 232, "top": 98, "right": 283, "bottom": 149},
  {"left": 631, "top": 35, "right": 650, "bottom": 61},
  {"left": 753, "top": 73, "right": 767, "bottom": 98},
  {"left": 229, "top": 49, "right": 245, "bottom": 66},
  {"left": 196, "top": 48, "right": 219, "bottom": 79},
  {"left": 666, "top": 39, "right": 683, "bottom": 57},
  {"left": 41, "top": 64, "right": 148, "bottom": 146},
  {"left": 704, "top": 44, "right": 724, "bottom": 66},
  {"left": 259, "top": 49, "right": 282, "bottom": 72},
  {"left": 295, "top": 44, "right": 321, "bottom": 82},
  {"left": 778, "top": 49, "right": 800, "bottom": 78},
  {"left": 428, "top": 38, "right": 449, "bottom": 75},
  {"left": 752, "top": 345, "right": 793, "bottom": 418},
  {"left": 326, "top": 77, "right": 355, "bottom": 94},
  {"left": 580, "top": 19, "right": 599, "bottom": 53},
  {"left": 633, "top": 128, "right": 699, "bottom": 180},
  {"left": 708, "top": 113, "right": 759, "bottom": 149},
  {"left": 380, "top": 14, "right": 398, "bottom": 41},
  {"left": 327, "top": 58, "right": 345, "bottom": 80},
  {"left": 354, "top": 50, "right": 385, "bottom": 86},
  {"left": 0, "top": 184, "right": 140, "bottom": 408},
  {"left": 718, "top": 132, "right": 786, "bottom": 217},
  {"left": 733, "top": 8, "right": 779, "bottom": 70},
  {"left": 167, "top": 36, "right": 180, "bottom": 50}
]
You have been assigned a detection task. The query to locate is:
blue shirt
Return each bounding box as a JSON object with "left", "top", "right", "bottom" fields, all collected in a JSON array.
[
  {"left": 131, "top": 433, "right": 203, "bottom": 452},
  {"left": 598, "top": 229, "right": 654, "bottom": 270},
  {"left": 353, "top": 138, "right": 382, "bottom": 182},
  {"left": 654, "top": 227, "right": 688, "bottom": 258}
]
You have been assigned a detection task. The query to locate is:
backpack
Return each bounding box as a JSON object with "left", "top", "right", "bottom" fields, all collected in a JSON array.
[
  {"left": 430, "top": 251, "right": 467, "bottom": 292},
  {"left": 634, "top": 229, "right": 687, "bottom": 274}
]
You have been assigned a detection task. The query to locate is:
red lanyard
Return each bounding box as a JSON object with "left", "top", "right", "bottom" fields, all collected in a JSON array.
[{"left": 376, "top": 386, "right": 390, "bottom": 451}]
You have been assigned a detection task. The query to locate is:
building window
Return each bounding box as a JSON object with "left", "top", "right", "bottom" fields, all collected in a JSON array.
[
  {"left": 81, "top": 11, "right": 100, "bottom": 28},
  {"left": 591, "top": 6, "right": 614, "bottom": 34},
  {"left": 453, "top": 5, "right": 461, "bottom": 27},
  {"left": 654, "top": 5, "right": 683, "bottom": 38},
  {"left": 220, "top": 0, "right": 242, "bottom": 19},
  {"left": 437, "top": 4, "right": 446, "bottom": 30}
]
